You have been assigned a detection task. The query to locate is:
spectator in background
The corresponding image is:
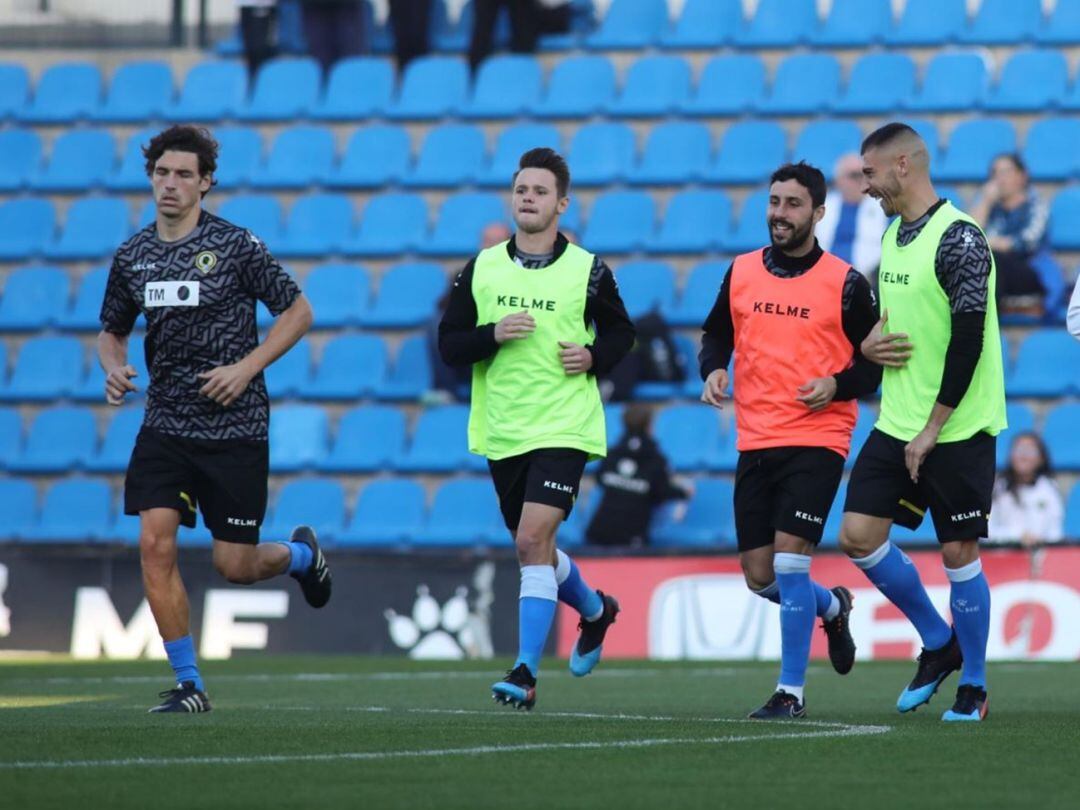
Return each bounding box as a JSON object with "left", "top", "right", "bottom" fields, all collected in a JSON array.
[
  {"left": 238, "top": 0, "right": 279, "bottom": 79},
  {"left": 603, "top": 306, "right": 686, "bottom": 402},
  {"left": 585, "top": 404, "right": 693, "bottom": 547},
  {"left": 480, "top": 221, "right": 511, "bottom": 249},
  {"left": 989, "top": 432, "right": 1064, "bottom": 546},
  {"left": 1068, "top": 273, "right": 1080, "bottom": 340},
  {"left": 469, "top": 0, "right": 541, "bottom": 71},
  {"left": 299, "top": 0, "right": 365, "bottom": 72},
  {"left": 817, "top": 154, "right": 889, "bottom": 281},
  {"left": 971, "top": 154, "right": 1051, "bottom": 313},
  {"left": 389, "top": 0, "right": 431, "bottom": 71}
]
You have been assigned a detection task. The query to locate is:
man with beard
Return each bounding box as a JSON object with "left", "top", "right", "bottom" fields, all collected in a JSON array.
[
  {"left": 841, "top": 123, "right": 1005, "bottom": 722},
  {"left": 439, "top": 148, "right": 635, "bottom": 709},
  {"left": 700, "top": 162, "right": 881, "bottom": 719}
]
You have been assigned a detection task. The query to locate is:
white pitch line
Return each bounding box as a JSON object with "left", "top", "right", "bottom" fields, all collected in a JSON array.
[{"left": 0, "top": 725, "right": 890, "bottom": 771}]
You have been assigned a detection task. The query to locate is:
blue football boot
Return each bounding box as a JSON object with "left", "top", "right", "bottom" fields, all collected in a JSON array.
[
  {"left": 897, "top": 630, "right": 962, "bottom": 713},
  {"left": 569, "top": 591, "right": 620, "bottom": 677},
  {"left": 492, "top": 663, "right": 536, "bottom": 711},
  {"left": 942, "top": 684, "right": 988, "bottom": 722}
]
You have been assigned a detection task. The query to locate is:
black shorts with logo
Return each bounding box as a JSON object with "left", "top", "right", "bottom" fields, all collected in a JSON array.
[
  {"left": 734, "top": 446, "right": 846, "bottom": 552},
  {"left": 844, "top": 428, "right": 996, "bottom": 543},
  {"left": 124, "top": 427, "right": 269, "bottom": 544},
  {"left": 488, "top": 448, "right": 589, "bottom": 532}
]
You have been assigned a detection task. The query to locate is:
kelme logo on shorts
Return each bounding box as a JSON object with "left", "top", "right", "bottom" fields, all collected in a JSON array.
[{"left": 195, "top": 251, "right": 217, "bottom": 273}]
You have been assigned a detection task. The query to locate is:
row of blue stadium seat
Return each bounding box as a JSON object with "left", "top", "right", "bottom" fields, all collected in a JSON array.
[
  {"left": 5, "top": 46, "right": 1080, "bottom": 126},
  {"left": 5, "top": 469, "right": 1077, "bottom": 547}
]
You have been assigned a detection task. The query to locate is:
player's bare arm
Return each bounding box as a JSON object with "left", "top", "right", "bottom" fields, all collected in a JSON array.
[{"left": 97, "top": 329, "right": 139, "bottom": 406}]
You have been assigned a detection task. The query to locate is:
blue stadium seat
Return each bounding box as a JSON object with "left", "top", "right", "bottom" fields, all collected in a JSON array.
[
  {"left": 1050, "top": 187, "right": 1080, "bottom": 249},
  {"left": 329, "top": 125, "right": 411, "bottom": 189},
  {"left": 86, "top": 407, "right": 144, "bottom": 473},
  {"left": 1022, "top": 118, "right": 1080, "bottom": 181},
  {"left": 21, "top": 478, "right": 112, "bottom": 543},
  {"left": 0, "top": 129, "right": 42, "bottom": 191},
  {"left": 420, "top": 193, "right": 505, "bottom": 256},
  {"left": 237, "top": 57, "right": 320, "bottom": 120},
  {"left": 32, "top": 129, "right": 116, "bottom": 192},
  {"left": 0, "top": 265, "right": 69, "bottom": 330},
  {"left": 252, "top": 126, "right": 335, "bottom": 189},
  {"left": 615, "top": 261, "right": 676, "bottom": 319},
  {"left": 608, "top": 55, "right": 691, "bottom": 117},
  {"left": 405, "top": 124, "right": 486, "bottom": 188},
  {"left": 832, "top": 53, "right": 917, "bottom": 115},
  {"left": 0, "top": 199, "right": 55, "bottom": 261},
  {"left": 217, "top": 194, "right": 284, "bottom": 246},
  {"left": 568, "top": 122, "right": 636, "bottom": 186},
  {"left": 734, "top": 0, "right": 817, "bottom": 48},
  {"left": 262, "top": 479, "right": 346, "bottom": 544},
  {"left": 586, "top": 0, "right": 667, "bottom": 50},
  {"left": 263, "top": 338, "right": 312, "bottom": 399},
  {"left": 387, "top": 56, "right": 468, "bottom": 119},
  {"left": 905, "top": 118, "right": 942, "bottom": 167},
  {"left": 461, "top": 55, "right": 542, "bottom": 118},
  {"left": 319, "top": 406, "right": 407, "bottom": 473},
  {"left": 360, "top": 262, "right": 446, "bottom": 327},
  {"left": 1037, "top": 0, "right": 1080, "bottom": 43},
  {"left": 397, "top": 405, "right": 482, "bottom": 473},
  {"left": 414, "top": 478, "right": 503, "bottom": 545},
  {"left": 682, "top": 55, "right": 766, "bottom": 117},
  {"left": 7, "top": 406, "right": 96, "bottom": 473},
  {"left": 308, "top": 334, "right": 388, "bottom": 399},
  {"left": 94, "top": 61, "right": 173, "bottom": 122},
  {"left": 1008, "top": 329, "right": 1080, "bottom": 396},
  {"left": 886, "top": 0, "right": 965, "bottom": 45},
  {"left": 958, "top": 0, "right": 1041, "bottom": 44},
  {"left": 276, "top": 193, "right": 354, "bottom": 257},
  {"left": 628, "top": 122, "right": 710, "bottom": 185},
  {"left": 659, "top": 0, "right": 739, "bottom": 48},
  {"left": 792, "top": 120, "right": 863, "bottom": 172},
  {"left": 311, "top": 57, "right": 395, "bottom": 119},
  {"left": 667, "top": 261, "right": 728, "bottom": 326},
  {"left": 478, "top": 123, "right": 561, "bottom": 187},
  {"left": 1044, "top": 404, "right": 1080, "bottom": 470},
  {"left": 0, "top": 406, "right": 21, "bottom": 468},
  {"left": 343, "top": 193, "right": 428, "bottom": 256},
  {"left": 377, "top": 335, "right": 432, "bottom": 401},
  {"left": 269, "top": 404, "right": 329, "bottom": 472},
  {"left": 722, "top": 189, "right": 770, "bottom": 254},
  {"left": 0, "top": 479, "right": 37, "bottom": 542},
  {"left": 72, "top": 333, "right": 147, "bottom": 402},
  {"left": 531, "top": 55, "right": 615, "bottom": 118},
  {"left": 652, "top": 479, "right": 734, "bottom": 546},
  {"left": 1067, "top": 483, "right": 1080, "bottom": 539},
  {"left": 211, "top": 126, "right": 263, "bottom": 189},
  {"left": 107, "top": 127, "right": 159, "bottom": 192},
  {"left": 45, "top": 197, "right": 131, "bottom": 260},
  {"left": 986, "top": 50, "right": 1068, "bottom": 112},
  {"left": 908, "top": 52, "right": 989, "bottom": 112},
  {"left": 19, "top": 62, "right": 101, "bottom": 123},
  {"left": 995, "top": 402, "right": 1036, "bottom": 468},
  {"left": 338, "top": 478, "right": 426, "bottom": 546},
  {"left": 936, "top": 119, "right": 1016, "bottom": 183},
  {"left": 304, "top": 263, "right": 369, "bottom": 328},
  {"left": 654, "top": 404, "right": 722, "bottom": 471},
  {"left": 0, "top": 63, "right": 29, "bottom": 119},
  {"left": 810, "top": 0, "right": 891, "bottom": 46},
  {"left": 166, "top": 60, "right": 247, "bottom": 121},
  {"left": 706, "top": 121, "right": 787, "bottom": 185},
  {"left": 581, "top": 191, "right": 655, "bottom": 254},
  {"left": 648, "top": 191, "right": 730, "bottom": 254},
  {"left": 758, "top": 54, "right": 841, "bottom": 116}
]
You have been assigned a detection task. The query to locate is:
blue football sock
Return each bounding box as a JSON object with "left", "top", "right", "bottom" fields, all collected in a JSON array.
[
  {"left": 851, "top": 541, "right": 952, "bottom": 651},
  {"left": 283, "top": 541, "right": 313, "bottom": 576},
  {"left": 163, "top": 635, "right": 203, "bottom": 692},
  {"left": 947, "top": 558, "right": 990, "bottom": 688},
  {"left": 514, "top": 565, "right": 558, "bottom": 677},
  {"left": 555, "top": 549, "right": 603, "bottom": 621},
  {"left": 753, "top": 578, "right": 839, "bottom": 621},
  {"left": 775, "top": 553, "right": 816, "bottom": 691}
]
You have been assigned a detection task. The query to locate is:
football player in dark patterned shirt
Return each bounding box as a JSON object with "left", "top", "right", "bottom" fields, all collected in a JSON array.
[{"left": 97, "top": 125, "right": 331, "bottom": 713}]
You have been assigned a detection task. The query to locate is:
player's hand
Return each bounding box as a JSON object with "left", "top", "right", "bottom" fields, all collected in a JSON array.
[
  {"left": 861, "top": 309, "right": 913, "bottom": 368},
  {"left": 494, "top": 311, "right": 536, "bottom": 344},
  {"left": 558, "top": 341, "right": 593, "bottom": 375},
  {"left": 197, "top": 361, "right": 256, "bottom": 407},
  {"left": 700, "top": 368, "right": 729, "bottom": 409},
  {"left": 796, "top": 376, "right": 838, "bottom": 411},
  {"left": 904, "top": 425, "right": 939, "bottom": 484},
  {"left": 104, "top": 364, "right": 138, "bottom": 406}
]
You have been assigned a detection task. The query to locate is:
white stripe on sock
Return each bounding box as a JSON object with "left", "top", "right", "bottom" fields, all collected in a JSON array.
[
  {"left": 777, "top": 684, "right": 805, "bottom": 702},
  {"left": 945, "top": 557, "right": 983, "bottom": 583},
  {"left": 849, "top": 540, "right": 892, "bottom": 570},
  {"left": 519, "top": 565, "right": 558, "bottom": 601},
  {"left": 752, "top": 581, "right": 779, "bottom": 600},
  {"left": 773, "top": 552, "right": 812, "bottom": 575},
  {"left": 554, "top": 549, "right": 571, "bottom": 585}
]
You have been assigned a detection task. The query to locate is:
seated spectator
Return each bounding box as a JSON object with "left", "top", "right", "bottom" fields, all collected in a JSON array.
[
  {"left": 238, "top": 1, "right": 279, "bottom": 79},
  {"left": 1068, "top": 273, "right": 1080, "bottom": 340},
  {"left": 603, "top": 306, "right": 686, "bottom": 402},
  {"left": 389, "top": 0, "right": 432, "bottom": 72},
  {"left": 469, "top": 0, "right": 541, "bottom": 71},
  {"left": 480, "top": 222, "right": 511, "bottom": 249},
  {"left": 971, "top": 154, "right": 1052, "bottom": 315},
  {"left": 988, "top": 431, "right": 1064, "bottom": 547},
  {"left": 817, "top": 153, "right": 888, "bottom": 281},
  {"left": 300, "top": 0, "right": 365, "bottom": 72},
  {"left": 585, "top": 404, "right": 693, "bottom": 547}
]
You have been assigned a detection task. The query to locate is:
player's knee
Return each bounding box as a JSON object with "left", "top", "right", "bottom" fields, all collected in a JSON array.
[
  {"left": 138, "top": 532, "right": 177, "bottom": 572},
  {"left": 213, "top": 557, "right": 257, "bottom": 585},
  {"left": 838, "top": 526, "right": 875, "bottom": 558},
  {"left": 739, "top": 561, "right": 771, "bottom": 592},
  {"left": 513, "top": 528, "right": 551, "bottom": 562}
]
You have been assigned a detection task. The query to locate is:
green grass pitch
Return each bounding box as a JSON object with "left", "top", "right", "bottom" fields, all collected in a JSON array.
[{"left": 1, "top": 656, "right": 1077, "bottom": 810}]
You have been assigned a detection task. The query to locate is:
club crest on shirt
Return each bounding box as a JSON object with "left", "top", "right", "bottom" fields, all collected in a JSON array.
[{"left": 194, "top": 251, "right": 217, "bottom": 274}]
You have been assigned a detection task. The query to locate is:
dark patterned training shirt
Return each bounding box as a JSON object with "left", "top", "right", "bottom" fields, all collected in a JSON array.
[{"left": 99, "top": 210, "right": 301, "bottom": 440}]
